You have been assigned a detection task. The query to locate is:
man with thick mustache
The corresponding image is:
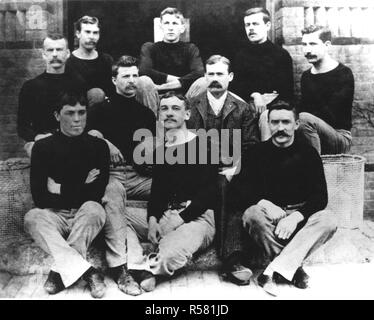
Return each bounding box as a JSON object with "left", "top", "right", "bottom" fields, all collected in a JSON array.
[
  {"left": 231, "top": 7, "right": 294, "bottom": 142},
  {"left": 298, "top": 25, "right": 354, "bottom": 154},
  {"left": 226, "top": 100, "right": 337, "bottom": 296},
  {"left": 87, "top": 55, "right": 156, "bottom": 296},
  {"left": 188, "top": 55, "right": 259, "bottom": 284},
  {"left": 66, "top": 16, "right": 114, "bottom": 106},
  {"left": 17, "top": 33, "right": 86, "bottom": 157}
]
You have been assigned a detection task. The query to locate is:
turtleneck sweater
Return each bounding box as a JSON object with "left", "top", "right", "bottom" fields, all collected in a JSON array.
[
  {"left": 88, "top": 93, "right": 156, "bottom": 163},
  {"left": 18, "top": 71, "right": 86, "bottom": 142},
  {"left": 230, "top": 138, "right": 327, "bottom": 219},
  {"left": 31, "top": 131, "right": 109, "bottom": 209},
  {"left": 139, "top": 41, "right": 204, "bottom": 93},
  {"left": 231, "top": 39, "right": 294, "bottom": 103}
]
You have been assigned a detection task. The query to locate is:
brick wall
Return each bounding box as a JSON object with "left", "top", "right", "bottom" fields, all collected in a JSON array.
[{"left": 0, "top": 0, "right": 63, "bottom": 159}]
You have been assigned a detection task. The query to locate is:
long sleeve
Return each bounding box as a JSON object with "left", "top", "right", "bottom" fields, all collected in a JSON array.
[
  {"left": 241, "top": 103, "right": 260, "bottom": 153},
  {"left": 179, "top": 164, "right": 218, "bottom": 222},
  {"left": 298, "top": 148, "right": 328, "bottom": 219},
  {"left": 17, "top": 81, "right": 37, "bottom": 142},
  {"left": 276, "top": 50, "right": 294, "bottom": 101},
  {"left": 300, "top": 66, "right": 354, "bottom": 130},
  {"left": 60, "top": 140, "right": 110, "bottom": 206},
  {"left": 147, "top": 163, "right": 169, "bottom": 222},
  {"left": 177, "top": 44, "right": 204, "bottom": 91},
  {"left": 30, "top": 141, "right": 64, "bottom": 208},
  {"left": 139, "top": 42, "right": 169, "bottom": 84}
]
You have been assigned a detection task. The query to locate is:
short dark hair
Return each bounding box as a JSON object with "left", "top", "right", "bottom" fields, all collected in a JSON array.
[
  {"left": 267, "top": 99, "right": 298, "bottom": 120},
  {"left": 43, "top": 33, "right": 68, "bottom": 48},
  {"left": 112, "top": 55, "right": 138, "bottom": 77},
  {"left": 75, "top": 15, "right": 100, "bottom": 32},
  {"left": 205, "top": 55, "right": 232, "bottom": 73},
  {"left": 159, "top": 91, "right": 190, "bottom": 110},
  {"left": 244, "top": 7, "right": 271, "bottom": 24},
  {"left": 55, "top": 91, "right": 88, "bottom": 113},
  {"left": 301, "top": 25, "right": 332, "bottom": 42},
  {"left": 160, "top": 7, "right": 185, "bottom": 23}
]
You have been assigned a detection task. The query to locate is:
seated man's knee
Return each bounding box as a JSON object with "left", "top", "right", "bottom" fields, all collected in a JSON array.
[
  {"left": 299, "top": 112, "right": 316, "bottom": 127},
  {"left": 242, "top": 205, "right": 265, "bottom": 227},
  {"left": 24, "top": 208, "right": 46, "bottom": 233},
  {"left": 87, "top": 88, "right": 106, "bottom": 107},
  {"left": 138, "top": 75, "right": 156, "bottom": 90},
  {"left": 80, "top": 201, "right": 106, "bottom": 226},
  {"left": 319, "top": 211, "right": 338, "bottom": 235},
  {"left": 102, "top": 180, "right": 126, "bottom": 203}
]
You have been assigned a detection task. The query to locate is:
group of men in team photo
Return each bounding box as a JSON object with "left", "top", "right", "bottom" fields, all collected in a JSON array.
[{"left": 19, "top": 6, "right": 354, "bottom": 298}]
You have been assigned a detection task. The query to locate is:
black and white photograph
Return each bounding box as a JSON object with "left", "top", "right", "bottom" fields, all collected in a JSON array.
[{"left": 0, "top": 0, "right": 374, "bottom": 304}]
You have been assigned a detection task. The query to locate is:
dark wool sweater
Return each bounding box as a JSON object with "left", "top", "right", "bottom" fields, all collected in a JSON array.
[
  {"left": 88, "top": 93, "right": 156, "bottom": 163},
  {"left": 18, "top": 72, "right": 86, "bottom": 142},
  {"left": 31, "top": 131, "right": 109, "bottom": 210},
  {"left": 66, "top": 52, "right": 114, "bottom": 97},
  {"left": 139, "top": 41, "right": 204, "bottom": 93},
  {"left": 147, "top": 136, "right": 218, "bottom": 223},
  {"left": 300, "top": 63, "right": 354, "bottom": 130},
  {"left": 231, "top": 40, "right": 294, "bottom": 102},
  {"left": 230, "top": 138, "right": 327, "bottom": 219}
]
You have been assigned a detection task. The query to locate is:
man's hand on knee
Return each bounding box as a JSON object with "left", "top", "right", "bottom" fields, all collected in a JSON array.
[{"left": 275, "top": 212, "right": 304, "bottom": 240}]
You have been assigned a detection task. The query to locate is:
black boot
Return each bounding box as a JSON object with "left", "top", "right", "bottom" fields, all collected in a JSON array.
[
  {"left": 44, "top": 270, "right": 65, "bottom": 294},
  {"left": 83, "top": 267, "right": 107, "bottom": 299}
]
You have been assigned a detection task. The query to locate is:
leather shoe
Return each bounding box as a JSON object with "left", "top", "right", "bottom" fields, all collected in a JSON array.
[
  {"left": 292, "top": 267, "right": 309, "bottom": 289},
  {"left": 257, "top": 273, "right": 279, "bottom": 296},
  {"left": 84, "top": 267, "right": 107, "bottom": 299},
  {"left": 222, "top": 252, "right": 252, "bottom": 285},
  {"left": 135, "top": 270, "right": 156, "bottom": 292},
  {"left": 44, "top": 270, "right": 65, "bottom": 294},
  {"left": 116, "top": 265, "right": 142, "bottom": 296}
]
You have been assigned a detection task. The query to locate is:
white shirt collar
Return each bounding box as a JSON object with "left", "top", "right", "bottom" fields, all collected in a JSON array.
[{"left": 207, "top": 91, "right": 228, "bottom": 116}]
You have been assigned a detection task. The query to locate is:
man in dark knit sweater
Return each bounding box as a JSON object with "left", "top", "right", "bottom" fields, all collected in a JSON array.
[
  {"left": 66, "top": 16, "right": 114, "bottom": 105},
  {"left": 24, "top": 91, "right": 110, "bottom": 298},
  {"left": 88, "top": 55, "right": 156, "bottom": 296},
  {"left": 125, "top": 91, "right": 217, "bottom": 295},
  {"left": 232, "top": 8, "right": 294, "bottom": 108},
  {"left": 231, "top": 8, "right": 294, "bottom": 141},
  {"left": 298, "top": 25, "right": 354, "bottom": 154},
  {"left": 139, "top": 7, "right": 204, "bottom": 98},
  {"left": 17, "top": 33, "right": 86, "bottom": 157},
  {"left": 225, "top": 100, "right": 336, "bottom": 296}
]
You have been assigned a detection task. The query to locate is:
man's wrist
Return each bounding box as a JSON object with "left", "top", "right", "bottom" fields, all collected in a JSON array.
[{"left": 287, "top": 211, "right": 304, "bottom": 224}]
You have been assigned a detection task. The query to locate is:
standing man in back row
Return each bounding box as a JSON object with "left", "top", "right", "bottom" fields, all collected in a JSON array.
[
  {"left": 298, "top": 25, "right": 354, "bottom": 154},
  {"left": 231, "top": 7, "right": 294, "bottom": 141},
  {"left": 139, "top": 7, "right": 205, "bottom": 100}
]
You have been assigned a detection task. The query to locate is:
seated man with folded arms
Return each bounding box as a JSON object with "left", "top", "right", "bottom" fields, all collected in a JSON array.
[
  {"left": 24, "top": 91, "right": 110, "bottom": 298},
  {"left": 298, "top": 25, "right": 354, "bottom": 154},
  {"left": 17, "top": 33, "right": 86, "bottom": 157},
  {"left": 226, "top": 100, "right": 337, "bottom": 296},
  {"left": 139, "top": 7, "right": 205, "bottom": 102},
  {"left": 123, "top": 91, "right": 218, "bottom": 295}
]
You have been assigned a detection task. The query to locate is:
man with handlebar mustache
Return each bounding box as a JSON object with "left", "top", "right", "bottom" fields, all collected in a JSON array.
[
  {"left": 227, "top": 100, "right": 337, "bottom": 296},
  {"left": 298, "top": 25, "right": 354, "bottom": 155}
]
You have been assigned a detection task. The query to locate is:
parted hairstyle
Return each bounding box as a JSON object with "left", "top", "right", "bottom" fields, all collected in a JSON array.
[
  {"left": 301, "top": 25, "right": 332, "bottom": 42},
  {"left": 244, "top": 7, "right": 271, "bottom": 23},
  {"left": 205, "top": 55, "right": 232, "bottom": 73},
  {"left": 74, "top": 15, "right": 100, "bottom": 32},
  {"left": 160, "top": 7, "right": 185, "bottom": 23},
  {"left": 159, "top": 91, "right": 190, "bottom": 110},
  {"left": 267, "top": 99, "right": 299, "bottom": 120},
  {"left": 112, "top": 55, "right": 138, "bottom": 78},
  {"left": 43, "top": 33, "right": 68, "bottom": 48}
]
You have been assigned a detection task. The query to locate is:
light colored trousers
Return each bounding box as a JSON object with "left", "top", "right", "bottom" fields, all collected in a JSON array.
[
  {"left": 24, "top": 201, "right": 106, "bottom": 287},
  {"left": 259, "top": 110, "right": 352, "bottom": 154},
  {"left": 101, "top": 166, "right": 152, "bottom": 267},
  {"left": 126, "top": 208, "right": 215, "bottom": 276},
  {"left": 244, "top": 200, "right": 337, "bottom": 281}
]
